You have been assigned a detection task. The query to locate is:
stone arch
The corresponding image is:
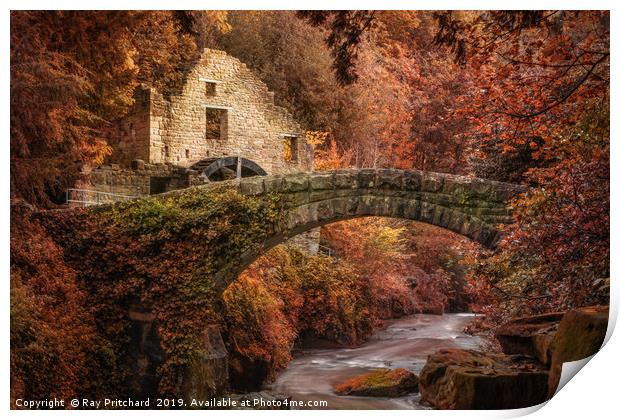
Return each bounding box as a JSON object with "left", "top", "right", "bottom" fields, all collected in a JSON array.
[
  {"left": 211, "top": 169, "right": 527, "bottom": 286},
  {"left": 190, "top": 156, "right": 268, "bottom": 181}
]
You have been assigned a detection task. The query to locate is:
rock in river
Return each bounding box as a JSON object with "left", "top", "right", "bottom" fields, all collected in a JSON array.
[
  {"left": 333, "top": 368, "right": 419, "bottom": 397},
  {"left": 493, "top": 305, "right": 609, "bottom": 398},
  {"left": 419, "top": 348, "right": 549, "bottom": 409}
]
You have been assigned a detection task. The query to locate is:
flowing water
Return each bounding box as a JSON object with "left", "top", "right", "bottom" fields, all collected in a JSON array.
[{"left": 264, "top": 313, "right": 485, "bottom": 409}]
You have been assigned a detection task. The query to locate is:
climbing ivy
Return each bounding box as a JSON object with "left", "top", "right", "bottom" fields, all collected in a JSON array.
[{"left": 41, "top": 186, "right": 284, "bottom": 396}]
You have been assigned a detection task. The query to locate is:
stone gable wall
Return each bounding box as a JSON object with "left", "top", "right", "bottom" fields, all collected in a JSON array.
[{"left": 113, "top": 49, "right": 312, "bottom": 175}]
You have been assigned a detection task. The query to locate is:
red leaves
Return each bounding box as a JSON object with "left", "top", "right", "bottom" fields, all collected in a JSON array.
[
  {"left": 468, "top": 108, "right": 609, "bottom": 324},
  {"left": 10, "top": 202, "right": 101, "bottom": 404},
  {"left": 435, "top": 11, "right": 609, "bottom": 181}
]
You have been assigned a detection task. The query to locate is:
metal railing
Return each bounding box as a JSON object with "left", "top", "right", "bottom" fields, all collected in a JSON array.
[
  {"left": 318, "top": 244, "right": 334, "bottom": 257},
  {"left": 66, "top": 188, "right": 137, "bottom": 207}
]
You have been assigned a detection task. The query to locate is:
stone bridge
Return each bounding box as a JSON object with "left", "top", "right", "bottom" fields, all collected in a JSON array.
[
  {"left": 47, "top": 168, "right": 527, "bottom": 400},
  {"left": 210, "top": 168, "right": 526, "bottom": 283}
]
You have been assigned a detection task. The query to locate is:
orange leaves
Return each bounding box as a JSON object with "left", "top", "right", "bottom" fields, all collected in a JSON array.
[
  {"left": 221, "top": 245, "right": 373, "bottom": 385},
  {"left": 223, "top": 275, "right": 294, "bottom": 367},
  {"left": 314, "top": 138, "right": 353, "bottom": 171},
  {"left": 438, "top": 11, "right": 609, "bottom": 181},
  {"left": 321, "top": 217, "right": 475, "bottom": 316},
  {"left": 305, "top": 130, "right": 331, "bottom": 147}
]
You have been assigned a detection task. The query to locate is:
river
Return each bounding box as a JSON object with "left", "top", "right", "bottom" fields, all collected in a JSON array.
[{"left": 264, "top": 313, "right": 485, "bottom": 409}]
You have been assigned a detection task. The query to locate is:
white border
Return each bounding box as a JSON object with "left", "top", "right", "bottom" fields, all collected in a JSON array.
[
  {"left": 4, "top": 1, "right": 619, "bottom": 10},
  {"left": 3, "top": 2, "right": 618, "bottom": 419}
]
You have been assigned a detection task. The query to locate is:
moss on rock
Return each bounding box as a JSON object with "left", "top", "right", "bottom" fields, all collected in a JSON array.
[{"left": 333, "top": 368, "right": 419, "bottom": 397}]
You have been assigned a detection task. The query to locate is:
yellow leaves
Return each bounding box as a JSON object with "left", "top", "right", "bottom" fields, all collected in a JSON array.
[
  {"left": 304, "top": 130, "right": 330, "bottom": 147},
  {"left": 203, "top": 11, "right": 232, "bottom": 34},
  {"left": 367, "top": 225, "right": 407, "bottom": 256},
  {"left": 282, "top": 138, "right": 293, "bottom": 162}
]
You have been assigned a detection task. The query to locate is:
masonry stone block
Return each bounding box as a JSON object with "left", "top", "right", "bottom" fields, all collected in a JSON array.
[
  {"left": 281, "top": 174, "right": 309, "bottom": 193},
  {"left": 308, "top": 189, "right": 336, "bottom": 203},
  {"left": 310, "top": 173, "right": 335, "bottom": 191},
  {"left": 346, "top": 196, "right": 361, "bottom": 216},
  {"left": 376, "top": 169, "right": 403, "bottom": 190},
  {"left": 333, "top": 171, "right": 356, "bottom": 190},
  {"left": 239, "top": 178, "right": 264, "bottom": 196},
  {"left": 402, "top": 199, "right": 421, "bottom": 220},
  {"left": 283, "top": 191, "right": 310, "bottom": 207},
  {"left": 316, "top": 200, "right": 334, "bottom": 223},
  {"left": 402, "top": 171, "right": 423, "bottom": 192},
  {"left": 357, "top": 169, "right": 377, "bottom": 189},
  {"left": 422, "top": 173, "right": 444, "bottom": 192},
  {"left": 419, "top": 202, "right": 435, "bottom": 223},
  {"left": 264, "top": 176, "right": 284, "bottom": 193}
]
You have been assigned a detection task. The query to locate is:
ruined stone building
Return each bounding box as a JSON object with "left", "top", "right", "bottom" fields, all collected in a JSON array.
[
  {"left": 78, "top": 48, "right": 312, "bottom": 197},
  {"left": 74, "top": 48, "right": 318, "bottom": 251}
]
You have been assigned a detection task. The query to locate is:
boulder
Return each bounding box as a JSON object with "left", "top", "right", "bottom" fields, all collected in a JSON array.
[
  {"left": 334, "top": 368, "right": 419, "bottom": 397},
  {"left": 547, "top": 306, "right": 608, "bottom": 397},
  {"left": 495, "top": 312, "right": 564, "bottom": 364},
  {"left": 419, "top": 349, "right": 549, "bottom": 409}
]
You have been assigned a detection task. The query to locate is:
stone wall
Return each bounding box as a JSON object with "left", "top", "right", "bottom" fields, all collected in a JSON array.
[
  {"left": 79, "top": 162, "right": 204, "bottom": 198},
  {"left": 108, "top": 89, "right": 152, "bottom": 167}
]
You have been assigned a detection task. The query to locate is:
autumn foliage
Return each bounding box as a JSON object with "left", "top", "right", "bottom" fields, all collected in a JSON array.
[
  {"left": 466, "top": 108, "right": 610, "bottom": 324},
  {"left": 10, "top": 10, "right": 609, "bottom": 400},
  {"left": 219, "top": 215, "right": 482, "bottom": 390},
  {"left": 10, "top": 202, "right": 120, "bottom": 405},
  {"left": 223, "top": 246, "right": 373, "bottom": 389}
]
